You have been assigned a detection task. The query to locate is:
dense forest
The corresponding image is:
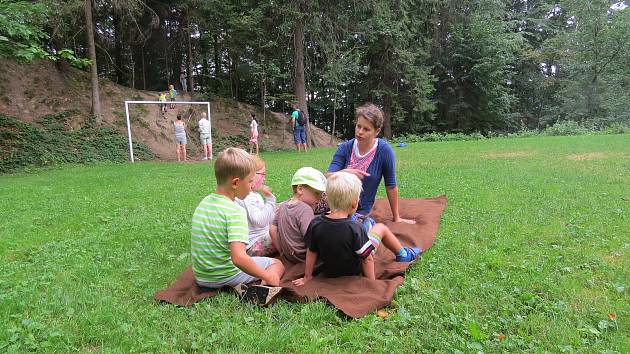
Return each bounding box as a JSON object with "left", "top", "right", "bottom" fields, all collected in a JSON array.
[{"left": 2, "top": 0, "right": 629, "bottom": 139}]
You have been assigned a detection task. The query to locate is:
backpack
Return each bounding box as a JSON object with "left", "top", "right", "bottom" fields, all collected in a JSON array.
[{"left": 297, "top": 110, "right": 306, "bottom": 126}]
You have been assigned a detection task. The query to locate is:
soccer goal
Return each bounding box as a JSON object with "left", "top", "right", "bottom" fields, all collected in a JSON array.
[{"left": 123, "top": 100, "right": 212, "bottom": 162}]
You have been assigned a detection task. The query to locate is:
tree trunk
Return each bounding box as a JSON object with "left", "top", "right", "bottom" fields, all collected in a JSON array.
[
  {"left": 214, "top": 32, "right": 221, "bottom": 78},
  {"left": 84, "top": 0, "right": 102, "bottom": 124},
  {"left": 382, "top": 94, "right": 392, "bottom": 139},
  {"left": 142, "top": 46, "right": 146, "bottom": 90},
  {"left": 293, "top": 18, "right": 316, "bottom": 147},
  {"left": 112, "top": 11, "right": 125, "bottom": 85},
  {"left": 261, "top": 72, "right": 266, "bottom": 126},
  {"left": 185, "top": 12, "right": 194, "bottom": 94},
  {"left": 330, "top": 89, "right": 337, "bottom": 145}
]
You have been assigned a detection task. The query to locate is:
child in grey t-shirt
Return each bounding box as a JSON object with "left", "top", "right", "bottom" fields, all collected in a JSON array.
[{"left": 270, "top": 167, "right": 326, "bottom": 263}]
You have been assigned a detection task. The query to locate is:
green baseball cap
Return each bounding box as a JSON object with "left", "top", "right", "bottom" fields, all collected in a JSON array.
[{"left": 291, "top": 167, "right": 327, "bottom": 192}]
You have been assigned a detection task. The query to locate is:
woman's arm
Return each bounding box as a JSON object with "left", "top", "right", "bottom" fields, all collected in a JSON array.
[
  {"left": 382, "top": 142, "right": 415, "bottom": 224},
  {"left": 325, "top": 169, "right": 369, "bottom": 180},
  {"left": 386, "top": 186, "right": 415, "bottom": 224}
]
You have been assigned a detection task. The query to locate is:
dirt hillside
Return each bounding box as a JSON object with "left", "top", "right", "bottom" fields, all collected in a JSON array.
[{"left": 0, "top": 59, "right": 337, "bottom": 160}]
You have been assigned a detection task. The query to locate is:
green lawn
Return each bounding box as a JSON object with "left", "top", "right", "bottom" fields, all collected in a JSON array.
[{"left": 1, "top": 134, "right": 628, "bottom": 352}]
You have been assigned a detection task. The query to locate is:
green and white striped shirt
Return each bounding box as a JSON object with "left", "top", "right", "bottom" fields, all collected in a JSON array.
[{"left": 191, "top": 193, "right": 249, "bottom": 283}]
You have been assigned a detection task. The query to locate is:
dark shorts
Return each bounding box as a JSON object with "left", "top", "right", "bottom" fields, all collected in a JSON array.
[{"left": 293, "top": 126, "right": 306, "bottom": 144}]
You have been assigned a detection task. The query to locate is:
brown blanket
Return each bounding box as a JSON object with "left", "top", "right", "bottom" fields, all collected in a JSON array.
[{"left": 155, "top": 196, "right": 447, "bottom": 318}]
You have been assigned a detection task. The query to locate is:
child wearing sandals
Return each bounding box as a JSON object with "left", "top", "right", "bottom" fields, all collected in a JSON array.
[
  {"left": 235, "top": 155, "right": 277, "bottom": 257},
  {"left": 191, "top": 148, "right": 284, "bottom": 304},
  {"left": 293, "top": 172, "right": 421, "bottom": 285}
]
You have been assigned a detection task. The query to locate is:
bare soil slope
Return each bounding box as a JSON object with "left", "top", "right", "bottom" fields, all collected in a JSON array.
[{"left": 0, "top": 60, "right": 337, "bottom": 160}]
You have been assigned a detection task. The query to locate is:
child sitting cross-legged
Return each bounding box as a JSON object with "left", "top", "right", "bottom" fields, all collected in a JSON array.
[
  {"left": 191, "top": 148, "right": 284, "bottom": 304},
  {"left": 293, "top": 172, "right": 421, "bottom": 285}
]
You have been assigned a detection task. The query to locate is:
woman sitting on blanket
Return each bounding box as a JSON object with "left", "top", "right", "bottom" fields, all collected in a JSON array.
[{"left": 325, "top": 103, "right": 415, "bottom": 224}]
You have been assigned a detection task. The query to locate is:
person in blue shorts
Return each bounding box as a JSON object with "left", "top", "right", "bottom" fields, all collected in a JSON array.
[{"left": 290, "top": 104, "right": 308, "bottom": 153}]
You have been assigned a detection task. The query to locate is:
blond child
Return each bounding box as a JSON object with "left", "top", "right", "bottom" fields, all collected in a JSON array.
[
  {"left": 169, "top": 84, "right": 177, "bottom": 109},
  {"left": 158, "top": 92, "right": 167, "bottom": 113},
  {"left": 235, "top": 155, "right": 277, "bottom": 257},
  {"left": 293, "top": 172, "right": 421, "bottom": 285},
  {"left": 191, "top": 148, "right": 284, "bottom": 303},
  {"left": 269, "top": 167, "right": 326, "bottom": 263}
]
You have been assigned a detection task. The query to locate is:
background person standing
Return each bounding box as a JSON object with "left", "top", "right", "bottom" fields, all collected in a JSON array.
[
  {"left": 198, "top": 112, "right": 212, "bottom": 160},
  {"left": 290, "top": 105, "right": 308, "bottom": 152}
]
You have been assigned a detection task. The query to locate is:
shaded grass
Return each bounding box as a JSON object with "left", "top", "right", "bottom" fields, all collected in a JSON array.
[{"left": 0, "top": 134, "right": 628, "bottom": 352}]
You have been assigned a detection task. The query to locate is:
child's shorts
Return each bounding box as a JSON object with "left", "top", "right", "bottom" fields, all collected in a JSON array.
[
  {"left": 200, "top": 133, "right": 211, "bottom": 145},
  {"left": 250, "top": 132, "right": 258, "bottom": 144},
  {"left": 195, "top": 257, "right": 275, "bottom": 288},
  {"left": 175, "top": 136, "right": 187, "bottom": 145},
  {"left": 246, "top": 234, "right": 276, "bottom": 257},
  {"left": 351, "top": 213, "right": 376, "bottom": 233},
  {"left": 367, "top": 231, "right": 381, "bottom": 250}
]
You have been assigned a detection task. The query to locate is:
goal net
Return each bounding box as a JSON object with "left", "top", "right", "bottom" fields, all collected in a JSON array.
[{"left": 123, "top": 100, "right": 212, "bottom": 162}]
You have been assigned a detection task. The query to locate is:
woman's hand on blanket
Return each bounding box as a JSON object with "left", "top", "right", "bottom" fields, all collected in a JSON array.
[
  {"left": 341, "top": 168, "right": 370, "bottom": 180},
  {"left": 292, "top": 275, "right": 312, "bottom": 286},
  {"left": 394, "top": 216, "right": 416, "bottom": 224}
]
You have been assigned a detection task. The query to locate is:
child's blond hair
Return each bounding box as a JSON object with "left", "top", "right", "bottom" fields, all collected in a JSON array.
[
  {"left": 214, "top": 148, "right": 256, "bottom": 185},
  {"left": 251, "top": 155, "right": 265, "bottom": 171},
  {"left": 326, "top": 172, "right": 362, "bottom": 212}
]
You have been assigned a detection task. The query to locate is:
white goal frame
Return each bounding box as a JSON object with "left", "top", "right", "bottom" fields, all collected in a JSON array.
[{"left": 124, "top": 100, "right": 212, "bottom": 162}]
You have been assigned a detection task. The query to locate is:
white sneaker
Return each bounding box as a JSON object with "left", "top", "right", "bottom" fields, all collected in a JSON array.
[{"left": 202, "top": 157, "right": 208, "bottom": 161}]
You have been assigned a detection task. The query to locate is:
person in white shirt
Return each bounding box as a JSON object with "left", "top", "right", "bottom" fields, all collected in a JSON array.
[
  {"left": 235, "top": 155, "right": 277, "bottom": 256},
  {"left": 198, "top": 112, "right": 212, "bottom": 160},
  {"left": 249, "top": 113, "right": 259, "bottom": 155}
]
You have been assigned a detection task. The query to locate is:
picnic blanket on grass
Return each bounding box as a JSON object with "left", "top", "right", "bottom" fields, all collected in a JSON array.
[{"left": 155, "top": 196, "right": 447, "bottom": 318}]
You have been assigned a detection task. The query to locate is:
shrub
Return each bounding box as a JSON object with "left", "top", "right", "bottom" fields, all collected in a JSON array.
[
  {"left": 392, "top": 121, "right": 628, "bottom": 144},
  {"left": 542, "top": 121, "right": 589, "bottom": 136},
  {"left": 0, "top": 113, "right": 155, "bottom": 173}
]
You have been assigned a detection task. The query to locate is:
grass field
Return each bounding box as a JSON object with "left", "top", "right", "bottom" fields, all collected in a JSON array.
[{"left": 1, "top": 134, "right": 628, "bottom": 352}]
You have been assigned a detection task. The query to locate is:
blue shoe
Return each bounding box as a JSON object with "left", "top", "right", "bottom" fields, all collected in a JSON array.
[{"left": 395, "top": 247, "right": 422, "bottom": 262}]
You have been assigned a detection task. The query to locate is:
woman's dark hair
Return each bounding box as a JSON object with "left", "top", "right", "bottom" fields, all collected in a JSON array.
[
  {"left": 176, "top": 114, "right": 182, "bottom": 120},
  {"left": 251, "top": 113, "right": 256, "bottom": 119}
]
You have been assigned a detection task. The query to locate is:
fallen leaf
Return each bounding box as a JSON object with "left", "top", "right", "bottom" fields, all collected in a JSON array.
[
  {"left": 498, "top": 332, "right": 506, "bottom": 341},
  {"left": 376, "top": 309, "right": 389, "bottom": 318},
  {"left": 608, "top": 313, "right": 617, "bottom": 321}
]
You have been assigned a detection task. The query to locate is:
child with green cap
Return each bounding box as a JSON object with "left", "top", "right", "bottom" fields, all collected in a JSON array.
[{"left": 270, "top": 167, "right": 327, "bottom": 263}]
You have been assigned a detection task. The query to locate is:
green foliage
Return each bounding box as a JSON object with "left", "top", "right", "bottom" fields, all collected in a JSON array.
[
  {"left": 549, "top": 0, "right": 630, "bottom": 126},
  {"left": 392, "top": 121, "right": 629, "bottom": 142},
  {"left": 542, "top": 120, "right": 590, "bottom": 136},
  {"left": 0, "top": 135, "right": 628, "bottom": 351},
  {"left": 0, "top": 113, "right": 154, "bottom": 173},
  {"left": 0, "top": 1, "right": 49, "bottom": 61},
  {"left": 24, "top": 0, "right": 630, "bottom": 137},
  {"left": 0, "top": 1, "right": 91, "bottom": 68}
]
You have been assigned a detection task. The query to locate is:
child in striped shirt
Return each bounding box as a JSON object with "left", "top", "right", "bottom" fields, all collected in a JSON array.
[{"left": 191, "top": 148, "right": 284, "bottom": 302}]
